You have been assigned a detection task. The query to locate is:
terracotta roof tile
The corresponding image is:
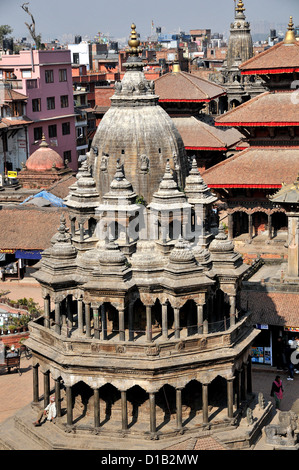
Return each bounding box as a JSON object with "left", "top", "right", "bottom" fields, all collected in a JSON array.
[
  {"left": 155, "top": 71, "right": 226, "bottom": 102},
  {"left": 215, "top": 91, "right": 299, "bottom": 126},
  {"left": 202, "top": 147, "right": 299, "bottom": 187},
  {"left": 241, "top": 291, "right": 299, "bottom": 327},
  {"left": 240, "top": 40, "right": 299, "bottom": 73},
  {"left": 0, "top": 207, "right": 67, "bottom": 250},
  {"left": 172, "top": 116, "right": 243, "bottom": 149}
]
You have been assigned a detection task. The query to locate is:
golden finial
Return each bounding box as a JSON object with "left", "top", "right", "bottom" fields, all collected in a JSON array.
[
  {"left": 172, "top": 54, "right": 181, "bottom": 74},
  {"left": 40, "top": 133, "right": 49, "bottom": 147},
  {"left": 236, "top": 0, "right": 245, "bottom": 13},
  {"left": 284, "top": 16, "right": 296, "bottom": 44},
  {"left": 128, "top": 23, "right": 140, "bottom": 55}
]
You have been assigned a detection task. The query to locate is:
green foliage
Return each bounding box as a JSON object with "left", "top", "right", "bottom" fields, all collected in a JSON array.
[{"left": 0, "top": 24, "right": 13, "bottom": 45}]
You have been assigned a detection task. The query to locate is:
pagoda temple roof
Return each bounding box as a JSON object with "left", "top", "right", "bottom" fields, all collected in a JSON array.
[
  {"left": 215, "top": 91, "right": 299, "bottom": 127},
  {"left": 240, "top": 39, "right": 299, "bottom": 75},
  {"left": 202, "top": 147, "right": 299, "bottom": 188},
  {"left": 173, "top": 116, "right": 243, "bottom": 150},
  {"left": 155, "top": 71, "right": 226, "bottom": 102}
]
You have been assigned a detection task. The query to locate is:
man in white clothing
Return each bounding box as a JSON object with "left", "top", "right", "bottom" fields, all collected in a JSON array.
[{"left": 33, "top": 396, "right": 56, "bottom": 426}]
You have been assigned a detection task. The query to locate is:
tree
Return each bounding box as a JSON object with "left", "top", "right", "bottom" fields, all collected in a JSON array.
[
  {"left": 0, "top": 25, "right": 13, "bottom": 47},
  {"left": 21, "top": 3, "right": 42, "bottom": 49}
]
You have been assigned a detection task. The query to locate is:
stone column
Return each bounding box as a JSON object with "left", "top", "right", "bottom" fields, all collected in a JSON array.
[
  {"left": 79, "top": 222, "right": 84, "bottom": 242},
  {"left": 77, "top": 298, "right": 84, "bottom": 335},
  {"left": 128, "top": 302, "right": 134, "bottom": 341},
  {"left": 101, "top": 304, "right": 107, "bottom": 340},
  {"left": 162, "top": 303, "right": 168, "bottom": 339},
  {"left": 121, "top": 390, "right": 128, "bottom": 431},
  {"left": 119, "top": 307, "right": 125, "bottom": 342},
  {"left": 146, "top": 305, "right": 152, "bottom": 342},
  {"left": 94, "top": 388, "right": 100, "bottom": 429},
  {"left": 66, "top": 385, "right": 73, "bottom": 427},
  {"left": 43, "top": 370, "right": 50, "bottom": 408},
  {"left": 202, "top": 383, "right": 209, "bottom": 424},
  {"left": 227, "top": 377, "right": 234, "bottom": 419},
  {"left": 44, "top": 296, "right": 50, "bottom": 329},
  {"left": 229, "top": 295, "right": 236, "bottom": 327},
  {"left": 55, "top": 378, "right": 62, "bottom": 418},
  {"left": 176, "top": 388, "right": 183, "bottom": 431},
  {"left": 66, "top": 296, "right": 73, "bottom": 334},
  {"left": 197, "top": 304, "right": 203, "bottom": 334},
  {"left": 174, "top": 307, "right": 180, "bottom": 339},
  {"left": 85, "top": 303, "right": 91, "bottom": 338},
  {"left": 248, "top": 213, "right": 253, "bottom": 241},
  {"left": 149, "top": 392, "right": 156, "bottom": 435},
  {"left": 54, "top": 301, "right": 61, "bottom": 335},
  {"left": 33, "top": 364, "right": 39, "bottom": 403},
  {"left": 93, "top": 306, "right": 100, "bottom": 339}
]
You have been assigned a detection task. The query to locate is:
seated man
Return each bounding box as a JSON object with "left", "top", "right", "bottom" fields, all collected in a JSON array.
[{"left": 33, "top": 396, "right": 56, "bottom": 426}]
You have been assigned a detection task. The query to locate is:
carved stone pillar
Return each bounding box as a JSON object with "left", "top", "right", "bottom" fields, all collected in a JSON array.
[
  {"left": 128, "top": 302, "right": 134, "bottom": 341},
  {"left": 176, "top": 388, "right": 183, "bottom": 431},
  {"left": 44, "top": 296, "right": 50, "bottom": 329},
  {"left": 77, "top": 298, "right": 84, "bottom": 335},
  {"left": 247, "top": 358, "right": 252, "bottom": 394},
  {"left": 94, "top": 388, "right": 100, "bottom": 429},
  {"left": 55, "top": 378, "right": 62, "bottom": 418},
  {"left": 66, "top": 385, "right": 73, "bottom": 427},
  {"left": 162, "top": 303, "right": 168, "bottom": 339},
  {"left": 174, "top": 307, "right": 180, "bottom": 339},
  {"left": 241, "top": 366, "right": 246, "bottom": 401},
  {"left": 229, "top": 295, "right": 236, "bottom": 327},
  {"left": 33, "top": 364, "right": 39, "bottom": 403},
  {"left": 227, "top": 377, "right": 234, "bottom": 419},
  {"left": 248, "top": 213, "right": 253, "bottom": 241},
  {"left": 121, "top": 390, "right": 128, "bottom": 431},
  {"left": 146, "top": 305, "right": 152, "bottom": 342},
  {"left": 66, "top": 296, "right": 73, "bottom": 334},
  {"left": 43, "top": 370, "right": 50, "bottom": 408},
  {"left": 149, "top": 392, "right": 156, "bottom": 435},
  {"left": 119, "top": 307, "right": 125, "bottom": 342},
  {"left": 93, "top": 306, "right": 100, "bottom": 339},
  {"left": 54, "top": 301, "right": 61, "bottom": 335},
  {"left": 197, "top": 304, "right": 203, "bottom": 334},
  {"left": 79, "top": 222, "right": 84, "bottom": 242},
  {"left": 101, "top": 304, "right": 107, "bottom": 340},
  {"left": 85, "top": 303, "right": 91, "bottom": 338},
  {"left": 202, "top": 383, "right": 209, "bottom": 424}
]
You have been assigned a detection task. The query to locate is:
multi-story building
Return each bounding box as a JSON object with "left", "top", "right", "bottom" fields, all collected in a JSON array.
[{"left": 0, "top": 50, "right": 78, "bottom": 171}]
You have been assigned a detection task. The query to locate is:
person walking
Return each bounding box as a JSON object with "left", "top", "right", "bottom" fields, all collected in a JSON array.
[{"left": 270, "top": 376, "right": 284, "bottom": 410}]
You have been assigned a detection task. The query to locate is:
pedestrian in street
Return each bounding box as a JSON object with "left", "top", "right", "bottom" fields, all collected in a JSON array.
[
  {"left": 270, "top": 376, "right": 284, "bottom": 410},
  {"left": 33, "top": 396, "right": 56, "bottom": 426}
]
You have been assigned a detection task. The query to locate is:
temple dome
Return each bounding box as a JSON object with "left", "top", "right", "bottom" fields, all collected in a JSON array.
[
  {"left": 26, "top": 135, "right": 64, "bottom": 172},
  {"left": 89, "top": 24, "right": 188, "bottom": 203}
]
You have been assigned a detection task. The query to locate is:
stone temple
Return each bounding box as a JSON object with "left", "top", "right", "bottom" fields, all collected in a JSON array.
[{"left": 0, "top": 25, "right": 269, "bottom": 450}]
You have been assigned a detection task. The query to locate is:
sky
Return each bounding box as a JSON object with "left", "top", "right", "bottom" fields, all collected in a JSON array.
[{"left": 0, "top": 0, "right": 298, "bottom": 44}]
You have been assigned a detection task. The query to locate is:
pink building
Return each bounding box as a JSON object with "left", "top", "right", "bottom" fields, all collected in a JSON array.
[{"left": 0, "top": 50, "right": 77, "bottom": 171}]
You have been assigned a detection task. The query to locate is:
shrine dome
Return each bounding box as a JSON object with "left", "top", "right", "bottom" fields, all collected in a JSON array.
[
  {"left": 89, "top": 24, "right": 188, "bottom": 203},
  {"left": 26, "top": 135, "right": 64, "bottom": 172}
]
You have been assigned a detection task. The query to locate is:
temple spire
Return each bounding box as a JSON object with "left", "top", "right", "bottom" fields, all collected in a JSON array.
[
  {"left": 284, "top": 16, "right": 296, "bottom": 44},
  {"left": 128, "top": 23, "right": 141, "bottom": 56}
]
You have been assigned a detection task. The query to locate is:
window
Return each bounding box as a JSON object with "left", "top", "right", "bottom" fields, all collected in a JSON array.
[
  {"left": 45, "top": 69, "right": 54, "bottom": 83},
  {"left": 62, "top": 122, "right": 70, "bottom": 135},
  {"left": 73, "top": 53, "right": 79, "bottom": 64},
  {"left": 32, "top": 98, "right": 41, "bottom": 112},
  {"left": 34, "top": 127, "right": 43, "bottom": 141},
  {"left": 22, "top": 69, "right": 32, "bottom": 78},
  {"left": 27, "top": 79, "right": 37, "bottom": 89},
  {"left": 63, "top": 150, "right": 72, "bottom": 163},
  {"left": 48, "top": 124, "right": 57, "bottom": 138},
  {"left": 60, "top": 95, "right": 69, "bottom": 108},
  {"left": 59, "top": 69, "right": 67, "bottom": 82},
  {"left": 47, "top": 97, "right": 55, "bottom": 110}
]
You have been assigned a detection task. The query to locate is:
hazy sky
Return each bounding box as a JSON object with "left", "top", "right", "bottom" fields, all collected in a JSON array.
[{"left": 0, "top": 0, "right": 298, "bottom": 43}]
